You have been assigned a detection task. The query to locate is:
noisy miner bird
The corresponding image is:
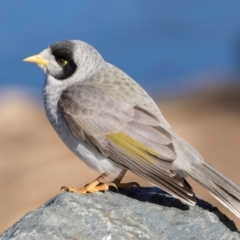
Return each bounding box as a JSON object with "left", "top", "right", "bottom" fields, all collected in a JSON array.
[{"left": 24, "top": 40, "right": 240, "bottom": 218}]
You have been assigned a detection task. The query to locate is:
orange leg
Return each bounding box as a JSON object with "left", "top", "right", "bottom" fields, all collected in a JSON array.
[
  {"left": 61, "top": 169, "right": 139, "bottom": 194},
  {"left": 61, "top": 173, "right": 116, "bottom": 194}
]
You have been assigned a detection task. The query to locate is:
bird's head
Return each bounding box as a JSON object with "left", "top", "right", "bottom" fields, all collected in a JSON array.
[{"left": 24, "top": 40, "right": 104, "bottom": 85}]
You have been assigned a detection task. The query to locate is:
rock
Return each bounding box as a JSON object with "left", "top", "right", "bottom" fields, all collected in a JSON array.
[{"left": 0, "top": 187, "right": 239, "bottom": 240}]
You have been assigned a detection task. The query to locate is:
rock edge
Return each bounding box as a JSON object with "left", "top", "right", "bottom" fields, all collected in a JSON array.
[{"left": 1, "top": 187, "right": 239, "bottom": 240}]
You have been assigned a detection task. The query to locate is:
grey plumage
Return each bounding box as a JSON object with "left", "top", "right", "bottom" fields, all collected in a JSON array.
[{"left": 24, "top": 40, "right": 240, "bottom": 218}]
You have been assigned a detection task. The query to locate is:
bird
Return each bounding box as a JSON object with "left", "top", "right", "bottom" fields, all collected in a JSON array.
[{"left": 23, "top": 40, "right": 240, "bottom": 218}]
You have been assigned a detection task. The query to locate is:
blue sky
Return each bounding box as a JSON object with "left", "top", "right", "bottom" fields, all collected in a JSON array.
[{"left": 1, "top": 1, "right": 240, "bottom": 97}]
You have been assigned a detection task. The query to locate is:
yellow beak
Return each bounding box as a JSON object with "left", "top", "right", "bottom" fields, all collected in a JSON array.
[{"left": 23, "top": 54, "right": 48, "bottom": 66}]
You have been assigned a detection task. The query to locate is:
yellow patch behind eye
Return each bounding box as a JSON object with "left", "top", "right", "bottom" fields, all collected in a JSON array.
[{"left": 106, "top": 131, "right": 160, "bottom": 163}]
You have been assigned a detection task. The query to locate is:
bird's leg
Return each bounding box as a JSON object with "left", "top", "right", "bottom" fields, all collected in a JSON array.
[
  {"left": 61, "top": 173, "right": 117, "bottom": 194},
  {"left": 112, "top": 169, "right": 140, "bottom": 189},
  {"left": 61, "top": 169, "right": 140, "bottom": 194}
]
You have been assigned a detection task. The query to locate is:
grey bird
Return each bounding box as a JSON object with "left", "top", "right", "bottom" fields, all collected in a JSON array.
[{"left": 24, "top": 40, "right": 240, "bottom": 218}]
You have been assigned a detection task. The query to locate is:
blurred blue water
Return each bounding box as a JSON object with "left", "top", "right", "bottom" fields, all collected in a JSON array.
[{"left": 1, "top": 1, "right": 240, "bottom": 98}]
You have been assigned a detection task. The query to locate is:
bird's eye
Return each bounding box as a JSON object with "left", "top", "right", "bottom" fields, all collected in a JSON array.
[{"left": 56, "top": 58, "right": 68, "bottom": 67}]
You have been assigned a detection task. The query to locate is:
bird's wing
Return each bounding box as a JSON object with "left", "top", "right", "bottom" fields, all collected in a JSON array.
[{"left": 59, "top": 82, "right": 196, "bottom": 204}]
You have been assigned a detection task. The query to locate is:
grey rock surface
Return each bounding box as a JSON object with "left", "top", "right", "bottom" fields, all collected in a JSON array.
[{"left": 0, "top": 187, "right": 239, "bottom": 240}]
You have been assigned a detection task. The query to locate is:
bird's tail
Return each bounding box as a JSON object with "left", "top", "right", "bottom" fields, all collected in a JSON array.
[
  {"left": 177, "top": 137, "right": 240, "bottom": 218},
  {"left": 186, "top": 160, "right": 240, "bottom": 218}
]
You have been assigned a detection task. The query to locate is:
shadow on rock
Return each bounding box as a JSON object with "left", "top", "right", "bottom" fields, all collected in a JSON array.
[{"left": 111, "top": 186, "right": 238, "bottom": 232}]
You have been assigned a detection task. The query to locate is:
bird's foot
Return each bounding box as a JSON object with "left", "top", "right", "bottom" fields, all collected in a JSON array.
[
  {"left": 111, "top": 169, "right": 140, "bottom": 189},
  {"left": 61, "top": 173, "right": 118, "bottom": 194},
  {"left": 60, "top": 172, "right": 140, "bottom": 194},
  {"left": 113, "top": 182, "right": 140, "bottom": 189}
]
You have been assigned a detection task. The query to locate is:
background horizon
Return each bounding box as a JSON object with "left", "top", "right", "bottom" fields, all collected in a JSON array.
[{"left": 1, "top": 1, "right": 240, "bottom": 98}]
